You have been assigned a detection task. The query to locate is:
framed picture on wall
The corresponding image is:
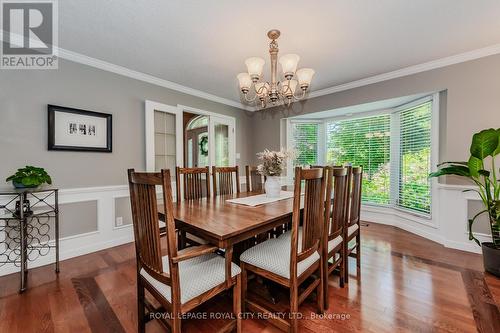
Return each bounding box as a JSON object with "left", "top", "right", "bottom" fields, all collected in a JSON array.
[{"left": 48, "top": 105, "right": 112, "bottom": 152}]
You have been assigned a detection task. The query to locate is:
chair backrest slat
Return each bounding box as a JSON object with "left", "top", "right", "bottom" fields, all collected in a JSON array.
[
  {"left": 212, "top": 166, "right": 240, "bottom": 196},
  {"left": 349, "top": 166, "right": 363, "bottom": 225},
  {"left": 245, "top": 165, "right": 265, "bottom": 192},
  {"left": 176, "top": 167, "right": 210, "bottom": 201}
]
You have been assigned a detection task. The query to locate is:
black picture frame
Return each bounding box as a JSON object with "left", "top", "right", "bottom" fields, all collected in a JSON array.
[{"left": 48, "top": 105, "right": 112, "bottom": 152}]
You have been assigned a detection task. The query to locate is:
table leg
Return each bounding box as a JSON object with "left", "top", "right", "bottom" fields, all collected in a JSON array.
[
  {"left": 19, "top": 194, "right": 27, "bottom": 293},
  {"left": 225, "top": 246, "right": 234, "bottom": 288},
  {"left": 55, "top": 190, "right": 60, "bottom": 273}
]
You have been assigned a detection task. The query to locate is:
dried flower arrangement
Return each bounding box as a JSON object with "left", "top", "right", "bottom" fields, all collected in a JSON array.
[{"left": 256, "top": 148, "right": 295, "bottom": 177}]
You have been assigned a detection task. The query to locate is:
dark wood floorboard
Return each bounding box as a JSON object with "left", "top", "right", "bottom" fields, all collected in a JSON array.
[{"left": 0, "top": 222, "right": 498, "bottom": 332}]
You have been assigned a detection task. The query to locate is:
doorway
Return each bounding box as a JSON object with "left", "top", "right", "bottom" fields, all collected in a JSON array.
[
  {"left": 182, "top": 109, "right": 235, "bottom": 169},
  {"left": 145, "top": 101, "right": 236, "bottom": 175},
  {"left": 184, "top": 113, "right": 209, "bottom": 168}
]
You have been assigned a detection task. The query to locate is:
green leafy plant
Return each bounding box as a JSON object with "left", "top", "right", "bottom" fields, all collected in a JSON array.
[
  {"left": 429, "top": 128, "right": 500, "bottom": 248},
  {"left": 6, "top": 166, "right": 52, "bottom": 188}
]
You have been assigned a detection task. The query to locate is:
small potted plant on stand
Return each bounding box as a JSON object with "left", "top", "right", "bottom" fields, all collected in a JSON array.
[
  {"left": 6, "top": 166, "right": 52, "bottom": 189},
  {"left": 257, "top": 148, "right": 294, "bottom": 198},
  {"left": 430, "top": 129, "right": 500, "bottom": 277}
]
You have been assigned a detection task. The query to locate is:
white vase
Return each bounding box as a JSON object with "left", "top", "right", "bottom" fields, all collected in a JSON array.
[{"left": 265, "top": 176, "right": 281, "bottom": 198}]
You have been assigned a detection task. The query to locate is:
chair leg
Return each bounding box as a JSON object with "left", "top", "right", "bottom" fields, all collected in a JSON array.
[
  {"left": 137, "top": 279, "right": 145, "bottom": 333},
  {"left": 339, "top": 254, "right": 345, "bottom": 288},
  {"left": 323, "top": 256, "right": 329, "bottom": 310},
  {"left": 178, "top": 230, "right": 186, "bottom": 250},
  {"left": 317, "top": 264, "right": 324, "bottom": 314},
  {"left": 172, "top": 311, "right": 182, "bottom": 333},
  {"left": 290, "top": 284, "right": 299, "bottom": 333},
  {"left": 240, "top": 264, "right": 247, "bottom": 313},
  {"left": 344, "top": 243, "right": 349, "bottom": 284},
  {"left": 356, "top": 232, "right": 361, "bottom": 277},
  {"left": 233, "top": 274, "right": 242, "bottom": 333}
]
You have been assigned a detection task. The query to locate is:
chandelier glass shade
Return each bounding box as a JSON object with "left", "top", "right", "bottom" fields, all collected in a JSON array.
[{"left": 237, "top": 29, "right": 314, "bottom": 108}]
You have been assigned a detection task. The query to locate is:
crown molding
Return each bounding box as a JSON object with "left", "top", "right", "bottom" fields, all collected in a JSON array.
[
  {"left": 3, "top": 27, "right": 500, "bottom": 112},
  {"left": 57, "top": 42, "right": 500, "bottom": 111},
  {"left": 307, "top": 43, "right": 500, "bottom": 100},
  {"left": 0, "top": 29, "right": 254, "bottom": 111},
  {"left": 57, "top": 48, "right": 256, "bottom": 111}
]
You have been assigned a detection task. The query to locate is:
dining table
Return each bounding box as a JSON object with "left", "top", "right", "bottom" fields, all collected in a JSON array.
[{"left": 157, "top": 190, "right": 296, "bottom": 286}]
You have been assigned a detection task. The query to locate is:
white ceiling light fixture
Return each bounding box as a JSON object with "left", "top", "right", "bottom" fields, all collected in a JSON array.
[{"left": 237, "top": 29, "right": 314, "bottom": 108}]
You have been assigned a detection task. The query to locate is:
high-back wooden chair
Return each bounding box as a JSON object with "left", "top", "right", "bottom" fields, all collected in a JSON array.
[
  {"left": 175, "top": 167, "right": 210, "bottom": 248},
  {"left": 128, "top": 169, "right": 241, "bottom": 333},
  {"left": 175, "top": 166, "right": 210, "bottom": 201},
  {"left": 212, "top": 166, "right": 240, "bottom": 196},
  {"left": 245, "top": 165, "right": 264, "bottom": 192},
  {"left": 344, "top": 166, "right": 363, "bottom": 283},
  {"left": 240, "top": 167, "right": 332, "bottom": 333},
  {"left": 323, "top": 166, "right": 349, "bottom": 309}
]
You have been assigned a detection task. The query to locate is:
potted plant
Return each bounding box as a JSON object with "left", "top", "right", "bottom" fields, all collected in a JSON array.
[
  {"left": 257, "top": 148, "right": 294, "bottom": 198},
  {"left": 429, "top": 129, "right": 500, "bottom": 277},
  {"left": 6, "top": 166, "right": 52, "bottom": 189}
]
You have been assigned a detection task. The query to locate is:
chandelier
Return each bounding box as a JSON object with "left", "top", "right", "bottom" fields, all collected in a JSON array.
[{"left": 237, "top": 29, "right": 315, "bottom": 108}]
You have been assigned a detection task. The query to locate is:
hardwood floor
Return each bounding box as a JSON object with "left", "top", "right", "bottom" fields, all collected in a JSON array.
[{"left": 0, "top": 222, "right": 498, "bottom": 333}]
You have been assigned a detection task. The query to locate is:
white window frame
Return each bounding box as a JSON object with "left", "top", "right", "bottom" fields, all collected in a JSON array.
[
  {"left": 283, "top": 93, "right": 440, "bottom": 226},
  {"left": 286, "top": 119, "right": 324, "bottom": 184}
]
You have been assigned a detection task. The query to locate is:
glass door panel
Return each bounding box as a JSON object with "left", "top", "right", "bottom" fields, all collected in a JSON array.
[
  {"left": 154, "top": 110, "right": 177, "bottom": 180},
  {"left": 209, "top": 116, "right": 235, "bottom": 167},
  {"left": 214, "top": 123, "right": 229, "bottom": 166}
]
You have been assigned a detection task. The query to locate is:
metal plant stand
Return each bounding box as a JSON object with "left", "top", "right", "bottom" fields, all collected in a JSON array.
[{"left": 0, "top": 186, "right": 59, "bottom": 293}]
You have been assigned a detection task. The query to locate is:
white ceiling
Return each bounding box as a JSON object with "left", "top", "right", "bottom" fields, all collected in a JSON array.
[{"left": 59, "top": 1, "right": 500, "bottom": 107}]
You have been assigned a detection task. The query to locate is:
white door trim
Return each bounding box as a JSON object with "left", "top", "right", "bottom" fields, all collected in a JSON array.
[
  {"left": 145, "top": 100, "right": 184, "bottom": 172},
  {"left": 177, "top": 104, "right": 236, "bottom": 168}
]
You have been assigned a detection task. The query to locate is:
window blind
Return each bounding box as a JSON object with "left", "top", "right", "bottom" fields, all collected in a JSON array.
[
  {"left": 291, "top": 122, "right": 319, "bottom": 167},
  {"left": 326, "top": 114, "right": 391, "bottom": 205},
  {"left": 397, "top": 102, "right": 432, "bottom": 215}
]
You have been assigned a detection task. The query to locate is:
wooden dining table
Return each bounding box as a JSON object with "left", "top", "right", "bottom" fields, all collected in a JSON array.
[{"left": 158, "top": 190, "right": 295, "bottom": 285}]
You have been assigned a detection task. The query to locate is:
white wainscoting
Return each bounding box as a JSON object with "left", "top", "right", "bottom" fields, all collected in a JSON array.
[
  {"left": 361, "top": 183, "right": 490, "bottom": 254},
  {"left": 0, "top": 177, "right": 250, "bottom": 277},
  {"left": 0, "top": 185, "right": 133, "bottom": 276},
  {"left": 0, "top": 180, "right": 486, "bottom": 277}
]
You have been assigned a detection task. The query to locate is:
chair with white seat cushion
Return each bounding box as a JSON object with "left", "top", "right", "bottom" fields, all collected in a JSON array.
[
  {"left": 128, "top": 169, "right": 241, "bottom": 333},
  {"left": 240, "top": 166, "right": 332, "bottom": 333},
  {"left": 344, "top": 166, "right": 363, "bottom": 284}
]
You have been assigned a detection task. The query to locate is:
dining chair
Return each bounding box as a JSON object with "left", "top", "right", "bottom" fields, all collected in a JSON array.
[
  {"left": 344, "top": 166, "right": 363, "bottom": 283},
  {"left": 212, "top": 166, "right": 240, "bottom": 197},
  {"left": 323, "top": 166, "right": 349, "bottom": 309},
  {"left": 175, "top": 166, "right": 210, "bottom": 248},
  {"left": 128, "top": 169, "right": 241, "bottom": 333},
  {"left": 245, "top": 165, "right": 264, "bottom": 193},
  {"left": 240, "top": 167, "right": 332, "bottom": 333}
]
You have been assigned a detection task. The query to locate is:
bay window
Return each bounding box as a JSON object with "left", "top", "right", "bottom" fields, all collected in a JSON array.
[{"left": 288, "top": 96, "right": 436, "bottom": 217}]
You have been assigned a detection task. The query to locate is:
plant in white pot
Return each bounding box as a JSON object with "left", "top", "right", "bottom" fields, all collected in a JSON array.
[
  {"left": 429, "top": 128, "right": 500, "bottom": 277},
  {"left": 257, "top": 148, "right": 294, "bottom": 198}
]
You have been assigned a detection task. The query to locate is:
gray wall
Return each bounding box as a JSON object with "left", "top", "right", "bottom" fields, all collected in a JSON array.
[
  {"left": 250, "top": 54, "right": 500, "bottom": 184},
  {"left": 0, "top": 59, "right": 252, "bottom": 188}
]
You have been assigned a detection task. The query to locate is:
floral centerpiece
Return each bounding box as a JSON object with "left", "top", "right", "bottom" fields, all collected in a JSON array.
[{"left": 257, "top": 148, "right": 294, "bottom": 198}]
